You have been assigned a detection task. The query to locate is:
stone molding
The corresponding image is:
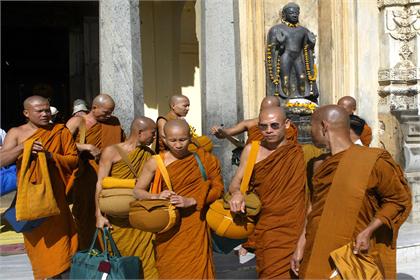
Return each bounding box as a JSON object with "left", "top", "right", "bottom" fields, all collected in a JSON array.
[{"left": 378, "top": 0, "right": 420, "bottom": 9}]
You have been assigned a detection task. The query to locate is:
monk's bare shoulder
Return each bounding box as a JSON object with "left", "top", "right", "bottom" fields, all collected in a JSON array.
[
  {"left": 144, "top": 156, "right": 158, "bottom": 172},
  {"left": 100, "top": 144, "right": 119, "bottom": 163},
  {"left": 243, "top": 118, "right": 258, "bottom": 130},
  {"left": 66, "top": 116, "right": 83, "bottom": 134}
]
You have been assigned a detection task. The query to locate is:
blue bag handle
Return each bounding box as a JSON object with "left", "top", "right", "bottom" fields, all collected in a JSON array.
[{"left": 193, "top": 153, "right": 207, "bottom": 181}]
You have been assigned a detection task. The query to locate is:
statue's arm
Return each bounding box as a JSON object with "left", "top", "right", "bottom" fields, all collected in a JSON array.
[{"left": 305, "top": 30, "right": 316, "bottom": 49}]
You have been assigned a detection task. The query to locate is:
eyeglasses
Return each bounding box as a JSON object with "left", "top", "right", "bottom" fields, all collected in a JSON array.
[{"left": 258, "top": 122, "right": 282, "bottom": 131}]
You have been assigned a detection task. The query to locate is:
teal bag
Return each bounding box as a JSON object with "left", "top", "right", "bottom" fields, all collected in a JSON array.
[
  {"left": 193, "top": 153, "right": 246, "bottom": 254},
  {"left": 70, "top": 227, "right": 141, "bottom": 279}
]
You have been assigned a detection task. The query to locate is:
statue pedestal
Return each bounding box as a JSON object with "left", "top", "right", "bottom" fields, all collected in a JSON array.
[{"left": 287, "top": 113, "right": 312, "bottom": 144}]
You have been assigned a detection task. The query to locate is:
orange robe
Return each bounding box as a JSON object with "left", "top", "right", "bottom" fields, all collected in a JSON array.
[
  {"left": 246, "top": 123, "right": 298, "bottom": 144},
  {"left": 251, "top": 142, "right": 306, "bottom": 279},
  {"left": 72, "top": 116, "right": 124, "bottom": 249},
  {"left": 106, "top": 146, "right": 158, "bottom": 279},
  {"left": 19, "top": 124, "right": 78, "bottom": 279},
  {"left": 301, "top": 145, "right": 412, "bottom": 279},
  {"left": 155, "top": 149, "right": 224, "bottom": 279},
  {"left": 360, "top": 123, "right": 372, "bottom": 146}
]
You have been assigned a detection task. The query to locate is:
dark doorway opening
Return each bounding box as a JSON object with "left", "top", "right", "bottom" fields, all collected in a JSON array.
[{"left": 1, "top": 1, "right": 99, "bottom": 130}]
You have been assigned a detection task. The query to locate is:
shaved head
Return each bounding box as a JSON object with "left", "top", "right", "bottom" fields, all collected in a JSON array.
[
  {"left": 92, "top": 94, "right": 115, "bottom": 108},
  {"left": 169, "top": 95, "right": 189, "bottom": 107},
  {"left": 259, "top": 106, "right": 286, "bottom": 122},
  {"left": 312, "top": 105, "right": 350, "bottom": 130},
  {"left": 337, "top": 96, "right": 356, "bottom": 115},
  {"left": 260, "top": 96, "right": 281, "bottom": 110},
  {"left": 23, "top": 95, "right": 49, "bottom": 109},
  {"left": 164, "top": 119, "right": 190, "bottom": 137},
  {"left": 131, "top": 116, "right": 156, "bottom": 133}
]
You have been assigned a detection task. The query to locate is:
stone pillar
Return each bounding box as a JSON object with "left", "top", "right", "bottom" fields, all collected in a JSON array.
[
  {"left": 100, "top": 0, "right": 143, "bottom": 132},
  {"left": 378, "top": 0, "right": 420, "bottom": 223},
  {"left": 198, "top": 0, "right": 241, "bottom": 185}
]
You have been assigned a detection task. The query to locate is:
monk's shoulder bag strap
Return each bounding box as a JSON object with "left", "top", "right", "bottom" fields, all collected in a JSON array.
[
  {"left": 113, "top": 144, "right": 138, "bottom": 178},
  {"left": 193, "top": 153, "right": 207, "bottom": 181},
  {"left": 78, "top": 116, "right": 87, "bottom": 144}
]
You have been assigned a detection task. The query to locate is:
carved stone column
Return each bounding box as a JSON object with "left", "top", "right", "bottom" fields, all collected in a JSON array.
[{"left": 378, "top": 0, "right": 420, "bottom": 223}]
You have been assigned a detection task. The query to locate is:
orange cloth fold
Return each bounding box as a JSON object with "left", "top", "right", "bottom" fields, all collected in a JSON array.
[
  {"left": 18, "top": 124, "right": 78, "bottom": 279},
  {"left": 155, "top": 149, "right": 224, "bottom": 279},
  {"left": 251, "top": 142, "right": 306, "bottom": 279},
  {"left": 72, "top": 118, "right": 124, "bottom": 250},
  {"left": 360, "top": 123, "right": 373, "bottom": 146},
  {"left": 301, "top": 146, "right": 412, "bottom": 279},
  {"left": 107, "top": 147, "right": 158, "bottom": 279}
]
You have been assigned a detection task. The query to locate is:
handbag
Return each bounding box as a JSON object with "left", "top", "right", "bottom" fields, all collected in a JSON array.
[
  {"left": 3, "top": 195, "right": 46, "bottom": 233},
  {"left": 99, "top": 145, "right": 138, "bottom": 217},
  {"left": 192, "top": 153, "right": 246, "bottom": 254},
  {"left": 0, "top": 164, "right": 17, "bottom": 196},
  {"left": 70, "top": 227, "right": 141, "bottom": 279},
  {"left": 15, "top": 138, "right": 60, "bottom": 221},
  {"left": 129, "top": 153, "right": 180, "bottom": 233},
  {"left": 206, "top": 141, "right": 260, "bottom": 239},
  {"left": 329, "top": 242, "right": 384, "bottom": 280}
]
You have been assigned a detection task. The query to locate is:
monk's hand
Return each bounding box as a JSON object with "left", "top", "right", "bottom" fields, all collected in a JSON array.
[
  {"left": 88, "top": 144, "right": 101, "bottom": 159},
  {"left": 31, "top": 141, "right": 45, "bottom": 154},
  {"left": 170, "top": 195, "right": 196, "bottom": 208},
  {"left": 291, "top": 246, "right": 304, "bottom": 276},
  {"left": 210, "top": 126, "right": 225, "bottom": 139},
  {"left": 229, "top": 191, "right": 245, "bottom": 213},
  {"left": 353, "top": 228, "right": 372, "bottom": 254},
  {"left": 96, "top": 215, "right": 111, "bottom": 229},
  {"left": 158, "top": 190, "right": 175, "bottom": 200}
]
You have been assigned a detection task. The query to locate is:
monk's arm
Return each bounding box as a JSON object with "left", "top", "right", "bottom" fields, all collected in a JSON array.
[
  {"left": 95, "top": 147, "right": 114, "bottom": 227},
  {"left": 205, "top": 155, "right": 224, "bottom": 204},
  {"left": 65, "top": 116, "right": 81, "bottom": 136},
  {"left": 133, "top": 158, "right": 160, "bottom": 200},
  {"left": 228, "top": 144, "right": 251, "bottom": 213},
  {"left": 0, "top": 128, "right": 23, "bottom": 167},
  {"left": 157, "top": 118, "right": 167, "bottom": 141},
  {"left": 291, "top": 203, "right": 312, "bottom": 275}
]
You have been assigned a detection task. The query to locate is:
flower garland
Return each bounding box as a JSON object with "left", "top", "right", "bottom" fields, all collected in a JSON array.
[
  {"left": 266, "top": 43, "right": 281, "bottom": 94},
  {"left": 304, "top": 44, "right": 317, "bottom": 81},
  {"left": 281, "top": 19, "right": 299, "bottom": 28}
]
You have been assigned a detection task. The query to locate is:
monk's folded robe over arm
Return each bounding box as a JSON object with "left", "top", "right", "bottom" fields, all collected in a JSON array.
[
  {"left": 251, "top": 141, "right": 306, "bottom": 279},
  {"left": 301, "top": 145, "right": 411, "bottom": 279},
  {"left": 72, "top": 116, "right": 124, "bottom": 250},
  {"left": 155, "top": 149, "right": 224, "bottom": 279},
  {"left": 106, "top": 147, "right": 158, "bottom": 279},
  {"left": 21, "top": 124, "right": 79, "bottom": 279}
]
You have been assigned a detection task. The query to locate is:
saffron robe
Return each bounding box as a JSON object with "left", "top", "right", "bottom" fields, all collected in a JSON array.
[
  {"left": 251, "top": 142, "right": 306, "bottom": 279},
  {"left": 246, "top": 123, "right": 298, "bottom": 145},
  {"left": 301, "top": 145, "right": 412, "bottom": 279},
  {"left": 72, "top": 116, "right": 124, "bottom": 249},
  {"left": 155, "top": 149, "right": 224, "bottom": 279},
  {"left": 360, "top": 123, "right": 373, "bottom": 146},
  {"left": 107, "top": 146, "right": 158, "bottom": 279},
  {"left": 19, "top": 124, "right": 78, "bottom": 279}
]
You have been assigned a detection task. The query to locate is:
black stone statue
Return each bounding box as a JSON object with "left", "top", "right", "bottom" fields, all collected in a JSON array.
[{"left": 266, "top": 2, "right": 318, "bottom": 102}]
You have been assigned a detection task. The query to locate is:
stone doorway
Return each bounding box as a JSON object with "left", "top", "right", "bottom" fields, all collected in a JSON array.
[{"left": 1, "top": 1, "right": 99, "bottom": 130}]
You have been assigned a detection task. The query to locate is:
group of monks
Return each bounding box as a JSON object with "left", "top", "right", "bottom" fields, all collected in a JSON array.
[{"left": 0, "top": 93, "right": 412, "bottom": 280}]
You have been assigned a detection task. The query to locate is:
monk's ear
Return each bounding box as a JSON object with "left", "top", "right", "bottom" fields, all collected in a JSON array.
[
  {"left": 321, "top": 120, "right": 328, "bottom": 136},
  {"left": 23, "top": 109, "right": 29, "bottom": 119},
  {"left": 284, "top": 119, "right": 291, "bottom": 129}
]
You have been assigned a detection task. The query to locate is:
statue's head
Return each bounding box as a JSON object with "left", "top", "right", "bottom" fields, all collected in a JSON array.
[{"left": 282, "top": 2, "right": 300, "bottom": 24}]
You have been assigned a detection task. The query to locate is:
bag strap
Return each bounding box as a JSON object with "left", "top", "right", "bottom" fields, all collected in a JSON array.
[
  {"left": 88, "top": 228, "right": 100, "bottom": 252},
  {"left": 79, "top": 117, "right": 86, "bottom": 144},
  {"left": 240, "top": 141, "right": 260, "bottom": 193},
  {"left": 193, "top": 153, "right": 207, "bottom": 181},
  {"left": 103, "top": 227, "right": 121, "bottom": 257},
  {"left": 153, "top": 154, "right": 173, "bottom": 192},
  {"left": 114, "top": 145, "right": 138, "bottom": 178}
]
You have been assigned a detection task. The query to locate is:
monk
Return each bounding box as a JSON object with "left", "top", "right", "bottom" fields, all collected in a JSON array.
[
  {"left": 134, "top": 120, "right": 224, "bottom": 279},
  {"left": 211, "top": 96, "right": 298, "bottom": 144},
  {"left": 291, "top": 105, "right": 412, "bottom": 279},
  {"left": 337, "top": 95, "right": 372, "bottom": 146},
  {"left": 155, "top": 94, "right": 190, "bottom": 152},
  {"left": 95, "top": 117, "right": 158, "bottom": 279},
  {"left": 66, "top": 93, "right": 124, "bottom": 249},
  {"left": 0, "top": 96, "right": 78, "bottom": 279},
  {"left": 229, "top": 107, "right": 306, "bottom": 279}
]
